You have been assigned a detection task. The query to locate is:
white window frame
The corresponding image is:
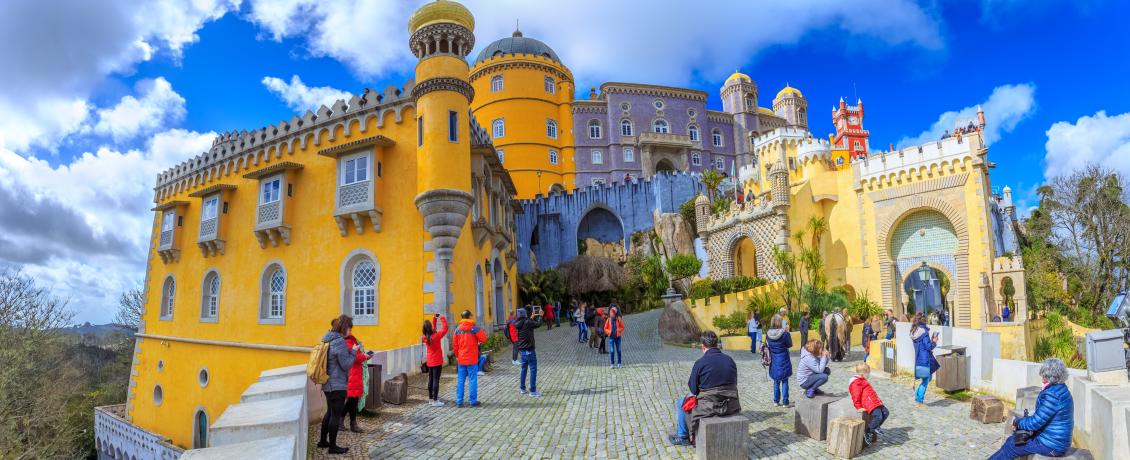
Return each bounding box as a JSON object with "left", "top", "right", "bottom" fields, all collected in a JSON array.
[
  {"left": 653, "top": 119, "right": 669, "bottom": 134},
  {"left": 492, "top": 118, "right": 505, "bottom": 139},
  {"left": 160, "top": 276, "right": 175, "bottom": 320},
  {"left": 259, "top": 263, "right": 286, "bottom": 324},
  {"left": 689, "top": 125, "right": 699, "bottom": 141},
  {"left": 201, "top": 271, "right": 220, "bottom": 322},
  {"left": 712, "top": 129, "right": 723, "bottom": 147},
  {"left": 496, "top": 148, "right": 504, "bottom": 164},
  {"left": 340, "top": 152, "right": 370, "bottom": 186},
  {"left": 260, "top": 177, "right": 282, "bottom": 204},
  {"left": 623, "top": 147, "right": 634, "bottom": 162},
  {"left": 621, "top": 119, "right": 633, "bottom": 136},
  {"left": 351, "top": 260, "right": 377, "bottom": 317},
  {"left": 162, "top": 210, "right": 175, "bottom": 232},
  {"left": 544, "top": 76, "right": 555, "bottom": 94},
  {"left": 448, "top": 110, "right": 459, "bottom": 143},
  {"left": 201, "top": 196, "right": 219, "bottom": 221},
  {"left": 588, "top": 120, "right": 602, "bottom": 139},
  {"left": 591, "top": 150, "right": 603, "bottom": 165},
  {"left": 491, "top": 75, "right": 504, "bottom": 92},
  {"left": 715, "top": 158, "right": 725, "bottom": 170},
  {"left": 546, "top": 119, "right": 558, "bottom": 139},
  {"left": 691, "top": 153, "right": 701, "bottom": 166},
  {"left": 549, "top": 149, "right": 559, "bottom": 165}
]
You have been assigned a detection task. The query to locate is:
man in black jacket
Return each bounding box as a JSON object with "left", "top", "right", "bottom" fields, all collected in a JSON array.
[
  {"left": 514, "top": 307, "right": 544, "bottom": 397},
  {"left": 670, "top": 331, "right": 740, "bottom": 446}
]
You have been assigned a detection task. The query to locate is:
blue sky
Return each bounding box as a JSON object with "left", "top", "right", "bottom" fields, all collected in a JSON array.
[{"left": 1, "top": 0, "right": 1128, "bottom": 324}]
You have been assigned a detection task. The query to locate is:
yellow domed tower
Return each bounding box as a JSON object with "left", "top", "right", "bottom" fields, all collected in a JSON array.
[
  {"left": 409, "top": 0, "right": 476, "bottom": 313},
  {"left": 469, "top": 29, "right": 575, "bottom": 198}
]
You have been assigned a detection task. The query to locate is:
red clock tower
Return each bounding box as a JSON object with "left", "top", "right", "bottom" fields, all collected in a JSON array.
[{"left": 833, "top": 97, "right": 870, "bottom": 159}]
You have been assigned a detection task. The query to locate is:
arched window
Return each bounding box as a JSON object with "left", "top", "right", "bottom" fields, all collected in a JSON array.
[
  {"left": 623, "top": 147, "right": 635, "bottom": 162},
  {"left": 745, "top": 94, "right": 755, "bottom": 111},
  {"left": 546, "top": 119, "right": 558, "bottom": 139},
  {"left": 549, "top": 149, "right": 559, "bottom": 165},
  {"left": 492, "top": 119, "right": 505, "bottom": 138},
  {"left": 192, "top": 410, "right": 208, "bottom": 449},
  {"left": 715, "top": 158, "right": 725, "bottom": 170},
  {"left": 490, "top": 75, "right": 504, "bottom": 92},
  {"left": 691, "top": 153, "right": 701, "bottom": 166},
  {"left": 588, "top": 120, "right": 602, "bottom": 139},
  {"left": 201, "top": 271, "right": 219, "bottom": 321},
  {"left": 160, "top": 276, "right": 175, "bottom": 319},
  {"left": 712, "top": 129, "right": 723, "bottom": 147},
  {"left": 474, "top": 266, "right": 485, "bottom": 320},
  {"left": 688, "top": 125, "right": 699, "bottom": 141},
  {"left": 544, "top": 76, "right": 555, "bottom": 94},
  {"left": 341, "top": 253, "right": 380, "bottom": 324},
  {"left": 259, "top": 263, "right": 286, "bottom": 323},
  {"left": 351, "top": 261, "right": 377, "bottom": 317},
  {"left": 653, "top": 119, "right": 669, "bottom": 133},
  {"left": 591, "top": 150, "right": 603, "bottom": 164},
  {"left": 620, "top": 119, "right": 633, "bottom": 136}
]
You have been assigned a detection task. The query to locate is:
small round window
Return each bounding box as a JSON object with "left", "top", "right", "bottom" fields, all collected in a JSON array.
[
  {"left": 653, "top": 100, "right": 664, "bottom": 109},
  {"left": 688, "top": 108, "right": 697, "bottom": 117},
  {"left": 620, "top": 102, "right": 630, "bottom": 112},
  {"left": 154, "top": 385, "right": 164, "bottom": 406},
  {"left": 198, "top": 368, "right": 210, "bottom": 388}
]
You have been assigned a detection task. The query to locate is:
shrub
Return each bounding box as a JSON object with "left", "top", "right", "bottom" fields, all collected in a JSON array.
[
  {"left": 712, "top": 311, "right": 748, "bottom": 336},
  {"left": 746, "top": 292, "right": 778, "bottom": 329},
  {"left": 482, "top": 332, "right": 508, "bottom": 353},
  {"left": 665, "top": 253, "right": 702, "bottom": 282},
  {"left": 689, "top": 279, "right": 715, "bottom": 299},
  {"left": 680, "top": 197, "right": 699, "bottom": 235},
  {"left": 848, "top": 291, "right": 882, "bottom": 322},
  {"left": 1034, "top": 312, "right": 1086, "bottom": 369}
]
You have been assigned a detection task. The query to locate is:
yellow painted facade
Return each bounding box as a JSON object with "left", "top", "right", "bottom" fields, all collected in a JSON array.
[{"left": 128, "top": 1, "right": 521, "bottom": 448}]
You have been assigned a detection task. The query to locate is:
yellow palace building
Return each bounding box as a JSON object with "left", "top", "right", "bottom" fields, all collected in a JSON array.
[{"left": 122, "top": 1, "right": 520, "bottom": 449}]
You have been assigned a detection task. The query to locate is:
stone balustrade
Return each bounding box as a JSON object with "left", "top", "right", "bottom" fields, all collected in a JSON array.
[{"left": 94, "top": 404, "right": 183, "bottom": 460}]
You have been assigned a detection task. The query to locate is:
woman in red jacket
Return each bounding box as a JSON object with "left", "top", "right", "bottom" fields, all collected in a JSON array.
[
  {"left": 422, "top": 314, "right": 449, "bottom": 407},
  {"left": 343, "top": 332, "right": 371, "bottom": 433}
]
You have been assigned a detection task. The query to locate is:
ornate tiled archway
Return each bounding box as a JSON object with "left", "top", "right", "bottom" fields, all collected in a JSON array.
[{"left": 702, "top": 208, "right": 786, "bottom": 281}]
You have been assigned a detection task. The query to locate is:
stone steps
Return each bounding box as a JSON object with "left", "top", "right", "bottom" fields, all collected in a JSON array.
[{"left": 179, "top": 435, "right": 296, "bottom": 460}]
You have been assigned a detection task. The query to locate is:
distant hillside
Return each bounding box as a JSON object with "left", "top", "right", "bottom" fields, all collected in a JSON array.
[{"left": 58, "top": 322, "right": 134, "bottom": 338}]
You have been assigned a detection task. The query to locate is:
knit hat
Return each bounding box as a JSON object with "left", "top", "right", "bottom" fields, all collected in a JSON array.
[{"left": 517, "top": 308, "right": 528, "bottom": 318}]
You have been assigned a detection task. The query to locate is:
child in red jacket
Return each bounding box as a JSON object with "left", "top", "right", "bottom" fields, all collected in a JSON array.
[{"left": 849, "top": 363, "right": 889, "bottom": 447}]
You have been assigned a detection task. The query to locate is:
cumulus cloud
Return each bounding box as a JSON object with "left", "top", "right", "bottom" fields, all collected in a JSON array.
[
  {"left": 1043, "top": 111, "right": 1130, "bottom": 181},
  {"left": 0, "top": 0, "right": 236, "bottom": 151},
  {"left": 897, "top": 83, "right": 1036, "bottom": 148},
  {"left": 245, "top": 0, "right": 943, "bottom": 86},
  {"left": 262, "top": 75, "right": 353, "bottom": 112},
  {"left": 89, "top": 78, "right": 187, "bottom": 142},
  {"left": 0, "top": 129, "right": 215, "bottom": 323}
]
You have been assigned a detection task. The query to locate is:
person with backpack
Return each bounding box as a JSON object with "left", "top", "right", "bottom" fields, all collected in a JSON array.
[
  {"left": 453, "top": 310, "right": 488, "bottom": 407},
  {"left": 669, "top": 331, "right": 740, "bottom": 447},
  {"left": 509, "top": 309, "right": 522, "bottom": 365},
  {"left": 514, "top": 307, "right": 544, "bottom": 396},
  {"left": 765, "top": 314, "right": 793, "bottom": 407},
  {"left": 317, "top": 315, "right": 366, "bottom": 455},
  {"left": 604, "top": 306, "right": 625, "bottom": 368},
  {"left": 343, "top": 329, "right": 372, "bottom": 433},
  {"left": 422, "top": 314, "right": 449, "bottom": 407},
  {"left": 575, "top": 303, "right": 588, "bottom": 343},
  {"left": 585, "top": 306, "right": 599, "bottom": 348}
]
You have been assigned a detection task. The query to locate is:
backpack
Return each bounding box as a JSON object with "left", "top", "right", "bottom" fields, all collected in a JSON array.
[
  {"left": 507, "top": 321, "right": 519, "bottom": 343},
  {"left": 307, "top": 341, "right": 331, "bottom": 384},
  {"left": 760, "top": 341, "right": 771, "bottom": 367}
]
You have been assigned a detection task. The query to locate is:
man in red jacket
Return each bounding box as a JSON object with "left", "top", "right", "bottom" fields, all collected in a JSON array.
[
  {"left": 452, "top": 310, "right": 487, "bottom": 407},
  {"left": 849, "top": 363, "right": 889, "bottom": 447}
]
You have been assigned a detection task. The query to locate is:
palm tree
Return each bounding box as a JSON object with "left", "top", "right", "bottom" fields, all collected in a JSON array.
[{"left": 700, "top": 169, "right": 724, "bottom": 203}]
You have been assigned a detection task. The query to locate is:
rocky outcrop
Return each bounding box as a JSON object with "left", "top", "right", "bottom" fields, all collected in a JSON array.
[
  {"left": 653, "top": 211, "right": 695, "bottom": 258},
  {"left": 658, "top": 296, "right": 700, "bottom": 344}
]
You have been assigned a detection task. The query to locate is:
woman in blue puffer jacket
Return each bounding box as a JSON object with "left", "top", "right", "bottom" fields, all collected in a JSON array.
[
  {"left": 910, "top": 313, "right": 939, "bottom": 405},
  {"left": 989, "top": 358, "right": 1075, "bottom": 459}
]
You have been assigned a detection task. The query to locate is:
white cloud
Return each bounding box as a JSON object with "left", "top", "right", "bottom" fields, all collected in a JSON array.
[
  {"left": 0, "top": 0, "right": 237, "bottom": 151},
  {"left": 245, "top": 0, "right": 943, "bottom": 86},
  {"left": 262, "top": 75, "right": 353, "bottom": 112},
  {"left": 90, "top": 78, "right": 187, "bottom": 142},
  {"left": 0, "top": 129, "right": 215, "bottom": 324},
  {"left": 897, "top": 83, "right": 1036, "bottom": 148},
  {"left": 1043, "top": 111, "right": 1130, "bottom": 181}
]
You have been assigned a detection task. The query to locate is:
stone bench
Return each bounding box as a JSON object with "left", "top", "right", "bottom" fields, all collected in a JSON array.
[
  {"left": 1020, "top": 448, "right": 1094, "bottom": 460},
  {"left": 794, "top": 394, "right": 843, "bottom": 441},
  {"left": 180, "top": 435, "right": 297, "bottom": 460},
  {"left": 695, "top": 415, "right": 749, "bottom": 460},
  {"left": 827, "top": 417, "right": 866, "bottom": 459},
  {"left": 971, "top": 395, "right": 1007, "bottom": 423}
]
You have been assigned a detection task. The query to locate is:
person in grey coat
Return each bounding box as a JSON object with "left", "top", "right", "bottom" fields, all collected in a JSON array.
[{"left": 318, "top": 315, "right": 366, "bottom": 455}]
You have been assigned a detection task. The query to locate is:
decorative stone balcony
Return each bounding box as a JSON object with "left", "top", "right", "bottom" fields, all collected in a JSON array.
[
  {"left": 152, "top": 200, "right": 189, "bottom": 263},
  {"left": 638, "top": 131, "right": 695, "bottom": 148},
  {"left": 243, "top": 162, "right": 304, "bottom": 248},
  {"left": 189, "top": 184, "right": 236, "bottom": 257},
  {"left": 318, "top": 135, "right": 394, "bottom": 236}
]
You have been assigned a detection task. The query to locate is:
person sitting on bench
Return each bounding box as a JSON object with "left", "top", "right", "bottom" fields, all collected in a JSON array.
[{"left": 669, "top": 331, "right": 740, "bottom": 446}]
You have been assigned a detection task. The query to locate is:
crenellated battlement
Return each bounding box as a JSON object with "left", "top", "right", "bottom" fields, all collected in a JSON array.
[
  {"left": 852, "top": 133, "right": 984, "bottom": 185},
  {"left": 751, "top": 126, "right": 812, "bottom": 148},
  {"left": 992, "top": 255, "right": 1024, "bottom": 272},
  {"left": 796, "top": 137, "right": 832, "bottom": 163},
  {"left": 154, "top": 81, "right": 417, "bottom": 198}
]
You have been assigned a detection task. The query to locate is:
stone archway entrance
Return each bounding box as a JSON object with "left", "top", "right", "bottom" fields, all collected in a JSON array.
[
  {"left": 731, "top": 236, "right": 757, "bottom": 278},
  {"left": 879, "top": 202, "right": 969, "bottom": 326},
  {"left": 577, "top": 206, "right": 626, "bottom": 259},
  {"left": 656, "top": 159, "right": 676, "bottom": 173}
]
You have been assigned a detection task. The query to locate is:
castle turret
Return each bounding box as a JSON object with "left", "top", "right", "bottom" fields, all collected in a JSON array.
[
  {"left": 833, "top": 97, "right": 869, "bottom": 159},
  {"left": 769, "top": 161, "right": 790, "bottom": 249},
  {"left": 409, "top": 0, "right": 476, "bottom": 313},
  {"left": 694, "top": 194, "right": 711, "bottom": 236},
  {"left": 772, "top": 84, "right": 807, "bottom": 129}
]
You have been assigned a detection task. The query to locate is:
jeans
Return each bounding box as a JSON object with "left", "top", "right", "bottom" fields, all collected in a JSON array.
[
  {"left": 608, "top": 336, "right": 623, "bottom": 364},
  {"left": 989, "top": 435, "right": 1062, "bottom": 460},
  {"left": 555, "top": 308, "right": 561, "bottom": 326},
  {"left": 885, "top": 330, "right": 894, "bottom": 340},
  {"left": 866, "top": 405, "right": 889, "bottom": 433},
  {"left": 427, "top": 365, "right": 442, "bottom": 401},
  {"left": 578, "top": 322, "right": 588, "bottom": 342},
  {"left": 456, "top": 364, "right": 478, "bottom": 404},
  {"left": 773, "top": 379, "right": 790, "bottom": 404},
  {"left": 478, "top": 354, "right": 489, "bottom": 372},
  {"left": 511, "top": 343, "right": 519, "bottom": 361},
  {"left": 675, "top": 398, "right": 690, "bottom": 438},
  {"left": 800, "top": 368, "right": 831, "bottom": 392},
  {"left": 748, "top": 331, "right": 760, "bottom": 353},
  {"left": 319, "top": 390, "right": 348, "bottom": 446},
  {"left": 915, "top": 366, "right": 932, "bottom": 403},
  {"left": 519, "top": 350, "right": 538, "bottom": 392}
]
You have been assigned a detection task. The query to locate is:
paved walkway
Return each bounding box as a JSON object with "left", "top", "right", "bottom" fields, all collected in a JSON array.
[{"left": 355, "top": 310, "right": 1009, "bottom": 459}]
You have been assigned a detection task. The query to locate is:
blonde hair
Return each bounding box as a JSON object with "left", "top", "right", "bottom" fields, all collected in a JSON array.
[
  {"left": 855, "top": 362, "right": 871, "bottom": 374},
  {"left": 770, "top": 314, "right": 783, "bottom": 329},
  {"left": 804, "top": 339, "right": 822, "bottom": 354}
]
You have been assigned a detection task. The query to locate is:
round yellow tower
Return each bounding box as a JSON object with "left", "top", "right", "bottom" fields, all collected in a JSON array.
[
  {"left": 469, "top": 29, "right": 575, "bottom": 198},
  {"left": 409, "top": 0, "right": 476, "bottom": 313}
]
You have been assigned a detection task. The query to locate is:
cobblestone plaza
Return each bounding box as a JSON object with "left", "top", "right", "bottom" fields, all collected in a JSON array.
[{"left": 348, "top": 310, "right": 1010, "bottom": 459}]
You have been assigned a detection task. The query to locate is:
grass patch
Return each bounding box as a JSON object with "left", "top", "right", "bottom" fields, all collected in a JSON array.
[{"left": 944, "top": 389, "right": 974, "bottom": 402}]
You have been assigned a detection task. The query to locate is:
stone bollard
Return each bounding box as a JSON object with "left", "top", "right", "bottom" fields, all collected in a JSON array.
[
  {"left": 382, "top": 372, "right": 408, "bottom": 405},
  {"left": 970, "top": 395, "right": 1007, "bottom": 423},
  {"left": 794, "top": 394, "right": 843, "bottom": 441},
  {"left": 695, "top": 415, "right": 750, "bottom": 460},
  {"left": 826, "top": 417, "right": 866, "bottom": 459}
]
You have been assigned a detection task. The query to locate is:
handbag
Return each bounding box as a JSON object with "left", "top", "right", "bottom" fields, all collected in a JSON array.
[
  {"left": 1013, "top": 409, "right": 1034, "bottom": 446},
  {"left": 681, "top": 395, "right": 697, "bottom": 412},
  {"left": 914, "top": 365, "right": 931, "bottom": 379}
]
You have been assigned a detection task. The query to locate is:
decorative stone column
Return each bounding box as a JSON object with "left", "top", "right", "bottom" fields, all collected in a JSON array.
[{"left": 416, "top": 189, "right": 473, "bottom": 314}]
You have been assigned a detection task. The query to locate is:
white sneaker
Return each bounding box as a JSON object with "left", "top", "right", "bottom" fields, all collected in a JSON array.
[
  {"left": 477, "top": 371, "right": 485, "bottom": 376},
  {"left": 610, "top": 364, "right": 616, "bottom": 369},
  {"left": 512, "top": 360, "right": 520, "bottom": 365},
  {"left": 430, "top": 400, "right": 444, "bottom": 407}
]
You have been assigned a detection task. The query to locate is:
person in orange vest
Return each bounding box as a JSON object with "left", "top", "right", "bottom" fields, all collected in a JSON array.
[
  {"left": 452, "top": 310, "right": 487, "bottom": 407},
  {"left": 604, "top": 306, "right": 626, "bottom": 368}
]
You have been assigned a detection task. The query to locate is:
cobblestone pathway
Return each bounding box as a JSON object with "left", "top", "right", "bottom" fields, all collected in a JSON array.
[{"left": 351, "top": 310, "right": 1009, "bottom": 459}]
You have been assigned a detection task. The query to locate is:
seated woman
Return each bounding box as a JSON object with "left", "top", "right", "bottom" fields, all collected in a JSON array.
[
  {"left": 797, "top": 340, "right": 831, "bottom": 398},
  {"left": 989, "top": 358, "right": 1074, "bottom": 459}
]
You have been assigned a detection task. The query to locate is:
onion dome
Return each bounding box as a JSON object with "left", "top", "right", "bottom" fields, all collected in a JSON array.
[
  {"left": 408, "top": 0, "right": 475, "bottom": 34},
  {"left": 776, "top": 84, "right": 803, "bottom": 99},
  {"left": 726, "top": 70, "right": 752, "bottom": 84}
]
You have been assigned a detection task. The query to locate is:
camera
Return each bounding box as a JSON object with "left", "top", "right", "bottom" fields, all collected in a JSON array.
[{"left": 533, "top": 305, "right": 543, "bottom": 315}]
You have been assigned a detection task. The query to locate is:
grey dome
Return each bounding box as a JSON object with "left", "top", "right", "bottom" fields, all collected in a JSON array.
[{"left": 474, "top": 31, "right": 561, "bottom": 65}]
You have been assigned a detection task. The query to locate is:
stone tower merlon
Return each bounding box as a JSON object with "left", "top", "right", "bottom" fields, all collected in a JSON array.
[{"left": 694, "top": 194, "right": 711, "bottom": 236}]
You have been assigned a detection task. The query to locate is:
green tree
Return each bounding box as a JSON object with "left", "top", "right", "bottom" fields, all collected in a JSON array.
[
  {"left": 1000, "top": 277, "right": 1016, "bottom": 308},
  {"left": 772, "top": 216, "right": 832, "bottom": 317},
  {"left": 664, "top": 253, "right": 702, "bottom": 284},
  {"left": 700, "top": 169, "right": 724, "bottom": 203}
]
